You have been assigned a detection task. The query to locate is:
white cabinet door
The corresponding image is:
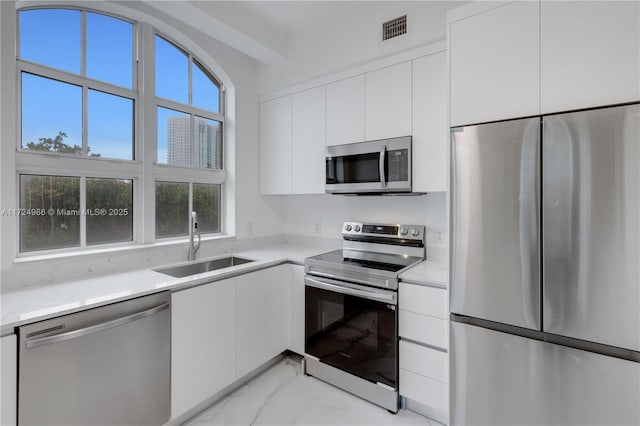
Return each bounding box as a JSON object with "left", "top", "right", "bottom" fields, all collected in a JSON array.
[
  {"left": 290, "top": 264, "right": 306, "bottom": 355},
  {"left": 412, "top": 52, "right": 447, "bottom": 193},
  {"left": 236, "top": 266, "right": 287, "bottom": 378},
  {"left": 326, "top": 75, "right": 365, "bottom": 146},
  {"left": 1, "top": 335, "right": 17, "bottom": 426},
  {"left": 292, "top": 87, "right": 326, "bottom": 194},
  {"left": 450, "top": 1, "right": 540, "bottom": 126},
  {"left": 365, "top": 62, "right": 412, "bottom": 141},
  {"left": 260, "top": 96, "right": 291, "bottom": 194},
  {"left": 541, "top": 1, "right": 640, "bottom": 113},
  {"left": 171, "top": 279, "right": 236, "bottom": 419}
]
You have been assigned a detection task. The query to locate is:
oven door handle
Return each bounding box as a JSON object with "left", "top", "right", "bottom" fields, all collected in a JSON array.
[{"left": 305, "top": 276, "right": 397, "bottom": 305}]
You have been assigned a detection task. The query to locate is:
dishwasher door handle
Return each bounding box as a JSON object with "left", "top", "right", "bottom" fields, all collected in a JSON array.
[{"left": 25, "top": 302, "right": 170, "bottom": 349}]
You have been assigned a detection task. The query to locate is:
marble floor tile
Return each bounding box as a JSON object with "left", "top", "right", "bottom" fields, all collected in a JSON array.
[{"left": 185, "top": 356, "right": 442, "bottom": 426}]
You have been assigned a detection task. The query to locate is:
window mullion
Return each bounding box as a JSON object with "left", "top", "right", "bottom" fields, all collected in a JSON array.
[
  {"left": 82, "top": 86, "right": 88, "bottom": 156},
  {"left": 188, "top": 183, "right": 194, "bottom": 232},
  {"left": 155, "top": 98, "right": 224, "bottom": 123},
  {"left": 81, "top": 10, "right": 86, "bottom": 77},
  {"left": 18, "top": 61, "right": 137, "bottom": 100},
  {"left": 80, "top": 176, "right": 87, "bottom": 247},
  {"left": 188, "top": 55, "right": 193, "bottom": 106},
  {"left": 141, "top": 22, "right": 157, "bottom": 244},
  {"left": 190, "top": 114, "right": 195, "bottom": 168}
]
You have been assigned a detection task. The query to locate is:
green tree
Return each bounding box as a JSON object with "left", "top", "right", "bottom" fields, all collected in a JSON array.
[{"left": 26, "top": 131, "right": 101, "bottom": 157}]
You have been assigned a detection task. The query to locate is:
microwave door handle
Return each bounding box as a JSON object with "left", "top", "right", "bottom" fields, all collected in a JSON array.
[{"left": 379, "top": 146, "right": 386, "bottom": 188}]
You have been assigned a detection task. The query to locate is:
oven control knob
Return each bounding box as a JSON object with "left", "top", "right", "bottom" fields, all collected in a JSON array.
[
  {"left": 354, "top": 225, "right": 361, "bottom": 232},
  {"left": 411, "top": 228, "right": 420, "bottom": 237},
  {"left": 344, "top": 224, "right": 352, "bottom": 232},
  {"left": 400, "top": 227, "right": 408, "bottom": 236}
]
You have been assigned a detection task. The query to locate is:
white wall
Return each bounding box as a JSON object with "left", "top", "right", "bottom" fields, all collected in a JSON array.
[
  {"left": 259, "top": 1, "right": 465, "bottom": 92},
  {"left": 283, "top": 193, "right": 448, "bottom": 259}
]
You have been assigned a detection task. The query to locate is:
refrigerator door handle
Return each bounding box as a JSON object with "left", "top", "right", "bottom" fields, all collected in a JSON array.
[{"left": 520, "top": 119, "right": 541, "bottom": 329}]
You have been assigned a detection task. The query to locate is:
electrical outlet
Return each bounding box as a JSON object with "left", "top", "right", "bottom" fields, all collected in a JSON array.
[
  {"left": 247, "top": 221, "right": 253, "bottom": 236},
  {"left": 432, "top": 229, "right": 448, "bottom": 248},
  {"left": 313, "top": 222, "right": 322, "bottom": 234}
]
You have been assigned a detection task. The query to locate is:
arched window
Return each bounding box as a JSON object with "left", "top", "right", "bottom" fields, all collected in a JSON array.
[{"left": 16, "top": 7, "right": 227, "bottom": 253}]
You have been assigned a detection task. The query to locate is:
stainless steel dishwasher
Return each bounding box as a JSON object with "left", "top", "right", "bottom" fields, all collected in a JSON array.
[{"left": 18, "top": 292, "right": 171, "bottom": 426}]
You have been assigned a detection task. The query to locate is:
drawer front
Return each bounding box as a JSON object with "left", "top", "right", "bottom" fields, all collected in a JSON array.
[
  {"left": 399, "top": 283, "right": 447, "bottom": 319},
  {"left": 399, "top": 340, "right": 448, "bottom": 383},
  {"left": 400, "top": 369, "right": 448, "bottom": 419},
  {"left": 399, "top": 310, "right": 448, "bottom": 349}
]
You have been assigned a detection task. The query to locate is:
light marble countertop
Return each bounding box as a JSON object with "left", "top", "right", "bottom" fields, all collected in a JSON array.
[
  {"left": 1, "top": 240, "right": 446, "bottom": 335},
  {"left": 1, "top": 241, "right": 339, "bottom": 335},
  {"left": 399, "top": 259, "right": 449, "bottom": 288}
]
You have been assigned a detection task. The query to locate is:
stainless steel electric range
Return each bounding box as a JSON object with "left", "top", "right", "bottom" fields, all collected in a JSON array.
[{"left": 303, "top": 221, "right": 425, "bottom": 413}]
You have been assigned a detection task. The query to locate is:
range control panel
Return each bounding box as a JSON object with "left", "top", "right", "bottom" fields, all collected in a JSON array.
[{"left": 342, "top": 221, "right": 424, "bottom": 241}]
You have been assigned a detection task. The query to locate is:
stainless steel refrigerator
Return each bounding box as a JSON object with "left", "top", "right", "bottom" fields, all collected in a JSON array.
[{"left": 450, "top": 103, "right": 640, "bottom": 425}]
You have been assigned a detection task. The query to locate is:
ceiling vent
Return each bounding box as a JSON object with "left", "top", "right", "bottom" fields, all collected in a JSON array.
[{"left": 382, "top": 15, "right": 407, "bottom": 41}]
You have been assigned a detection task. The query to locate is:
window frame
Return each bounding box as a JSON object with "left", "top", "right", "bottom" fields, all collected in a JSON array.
[
  {"left": 151, "top": 31, "right": 226, "bottom": 242},
  {"left": 16, "top": 7, "right": 139, "bottom": 161},
  {"left": 12, "top": 5, "right": 230, "bottom": 258},
  {"left": 154, "top": 33, "right": 225, "bottom": 170}
]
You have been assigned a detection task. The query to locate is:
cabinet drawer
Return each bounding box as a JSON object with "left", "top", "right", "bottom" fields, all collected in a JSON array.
[
  {"left": 399, "top": 310, "right": 448, "bottom": 349},
  {"left": 399, "top": 340, "right": 448, "bottom": 384},
  {"left": 399, "top": 283, "right": 447, "bottom": 319},
  {"left": 400, "top": 369, "right": 448, "bottom": 419}
]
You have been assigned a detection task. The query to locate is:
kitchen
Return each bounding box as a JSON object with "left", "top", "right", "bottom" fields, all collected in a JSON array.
[{"left": 1, "top": 1, "right": 639, "bottom": 425}]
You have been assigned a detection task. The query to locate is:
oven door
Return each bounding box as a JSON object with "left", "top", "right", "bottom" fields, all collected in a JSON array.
[{"left": 304, "top": 275, "right": 398, "bottom": 389}]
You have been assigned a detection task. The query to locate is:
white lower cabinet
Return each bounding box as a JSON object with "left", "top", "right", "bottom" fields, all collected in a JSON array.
[
  {"left": 399, "top": 310, "right": 448, "bottom": 350},
  {"left": 400, "top": 369, "right": 448, "bottom": 423},
  {"left": 399, "top": 282, "right": 449, "bottom": 424},
  {"left": 400, "top": 340, "right": 448, "bottom": 384},
  {"left": 290, "top": 264, "right": 305, "bottom": 355},
  {"left": 1, "top": 334, "right": 17, "bottom": 426},
  {"left": 171, "top": 264, "right": 301, "bottom": 419},
  {"left": 236, "top": 266, "right": 288, "bottom": 378},
  {"left": 171, "top": 278, "right": 237, "bottom": 419}
]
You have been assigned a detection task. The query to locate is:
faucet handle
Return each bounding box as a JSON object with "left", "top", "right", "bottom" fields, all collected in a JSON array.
[{"left": 192, "top": 211, "right": 201, "bottom": 253}]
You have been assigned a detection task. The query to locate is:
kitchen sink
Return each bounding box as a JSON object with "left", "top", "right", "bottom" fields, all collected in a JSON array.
[{"left": 154, "top": 256, "right": 254, "bottom": 278}]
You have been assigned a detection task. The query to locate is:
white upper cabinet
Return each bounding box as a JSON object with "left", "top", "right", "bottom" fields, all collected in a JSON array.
[
  {"left": 260, "top": 96, "right": 292, "bottom": 194},
  {"left": 540, "top": 1, "right": 640, "bottom": 113},
  {"left": 326, "top": 75, "right": 365, "bottom": 146},
  {"left": 365, "top": 62, "right": 412, "bottom": 141},
  {"left": 449, "top": 1, "right": 540, "bottom": 126},
  {"left": 292, "top": 87, "right": 326, "bottom": 194},
  {"left": 412, "top": 52, "right": 447, "bottom": 192}
]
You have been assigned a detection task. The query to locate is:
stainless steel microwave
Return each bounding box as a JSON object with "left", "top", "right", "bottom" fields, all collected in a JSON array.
[{"left": 325, "top": 136, "right": 411, "bottom": 194}]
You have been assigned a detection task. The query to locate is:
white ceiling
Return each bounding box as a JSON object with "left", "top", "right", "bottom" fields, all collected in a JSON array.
[
  {"left": 152, "top": 1, "right": 466, "bottom": 65},
  {"left": 217, "top": 1, "right": 465, "bottom": 35},
  {"left": 225, "top": 1, "right": 387, "bottom": 34}
]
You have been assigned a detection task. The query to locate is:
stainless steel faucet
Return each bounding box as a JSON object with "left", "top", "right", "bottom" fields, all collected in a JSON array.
[{"left": 188, "top": 211, "right": 201, "bottom": 261}]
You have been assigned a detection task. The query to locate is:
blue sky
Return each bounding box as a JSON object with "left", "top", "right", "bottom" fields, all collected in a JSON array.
[{"left": 19, "top": 8, "right": 220, "bottom": 163}]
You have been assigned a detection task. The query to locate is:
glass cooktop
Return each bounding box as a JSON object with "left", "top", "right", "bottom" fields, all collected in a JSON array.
[{"left": 307, "top": 249, "right": 421, "bottom": 273}]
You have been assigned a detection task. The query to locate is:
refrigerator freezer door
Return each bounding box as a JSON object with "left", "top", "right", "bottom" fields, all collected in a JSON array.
[
  {"left": 543, "top": 104, "right": 640, "bottom": 351},
  {"left": 450, "top": 322, "right": 640, "bottom": 425},
  {"left": 451, "top": 117, "right": 541, "bottom": 330}
]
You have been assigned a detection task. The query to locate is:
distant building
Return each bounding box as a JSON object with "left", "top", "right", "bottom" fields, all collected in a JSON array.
[{"left": 167, "top": 116, "right": 221, "bottom": 168}]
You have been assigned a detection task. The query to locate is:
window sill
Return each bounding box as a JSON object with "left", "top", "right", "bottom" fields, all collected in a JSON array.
[{"left": 13, "top": 234, "right": 236, "bottom": 265}]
